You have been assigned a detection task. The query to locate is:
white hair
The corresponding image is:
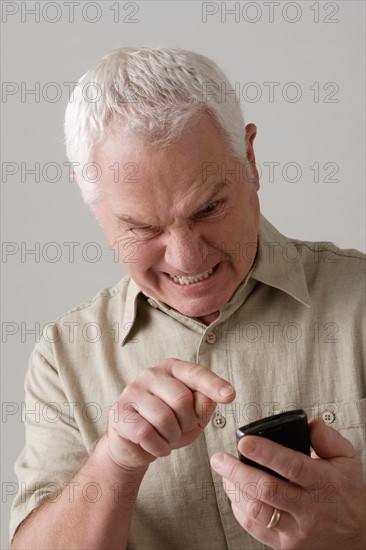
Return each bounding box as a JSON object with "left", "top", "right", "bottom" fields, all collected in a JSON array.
[{"left": 64, "top": 47, "right": 247, "bottom": 207}]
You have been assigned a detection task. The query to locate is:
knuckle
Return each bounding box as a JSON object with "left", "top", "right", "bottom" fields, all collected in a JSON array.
[
  {"left": 154, "top": 408, "right": 176, "bottom": 428},
  {"left": 162, "top": 357, "right": 179, "bottom": 370},
  {"left": 292, "top": 525, "right": 309, "bottom": 549},
  {"left": 227, "top": 459, "right": 242, "bottom": 481},
  {"left": 248, "top": 499, "right": 264, "bottom": 521},
  {"left": 285, "top": 455, "right": 305, "bottom": 480},
  {"left": 172, "top": 390, "right": 193, "bottom": 410},
  {"left": 113, "top": 398, "right": 139, "bottom": 423},
  {"left": 185, "top": 363, "right": 200, "bottom": 380},
  {"left": 140, "top": 367, "right": 157, "bottom": 385},
  {"left": 136, "top": 422, "right": 154, "bottom": 442},
  {"left": 196, "top": 396, "right": 216, "bottom": 422},
  {"left": 261, "top": 478, "right": 279, "bottom": 503},
  {"left": 121, "top": 383, "right": 136, "bottom": 399},
  {"left": 240, "top": 513, "right": 255, "bottom": 532}
]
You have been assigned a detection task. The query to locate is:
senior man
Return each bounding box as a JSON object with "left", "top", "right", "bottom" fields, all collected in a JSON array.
[{"left": 11, "top": 48, "right": 365, "bottom": 549}]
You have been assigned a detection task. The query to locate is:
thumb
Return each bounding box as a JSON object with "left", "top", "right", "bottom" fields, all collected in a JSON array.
[{"left": 309, "top": 418, "right": 356, "bottom": 459}]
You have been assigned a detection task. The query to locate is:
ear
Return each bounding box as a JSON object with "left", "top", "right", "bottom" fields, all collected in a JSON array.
[{"left": 245, "top": 123, "right": 260, "bottom": 190}]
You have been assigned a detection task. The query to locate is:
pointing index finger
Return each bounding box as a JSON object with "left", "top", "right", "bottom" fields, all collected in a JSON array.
[{"left": 167, "top": 358, "right": 236, "bottom": 403}]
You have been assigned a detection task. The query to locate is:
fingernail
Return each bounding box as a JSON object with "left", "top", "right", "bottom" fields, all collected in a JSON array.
[{"left": 219, "top": 385, "right": 234, "bottom": 398}]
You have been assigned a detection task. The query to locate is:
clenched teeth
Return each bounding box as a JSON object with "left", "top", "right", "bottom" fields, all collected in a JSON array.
[{"left": 168, "top": 268, "right": 214, "bottom": 285}]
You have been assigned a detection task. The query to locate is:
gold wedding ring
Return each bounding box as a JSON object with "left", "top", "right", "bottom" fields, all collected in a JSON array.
[{"left": 266, "top": 507, "right": 282, "bottom": 529}]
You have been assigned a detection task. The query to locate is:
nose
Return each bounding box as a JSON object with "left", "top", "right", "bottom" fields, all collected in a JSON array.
[{"left": 163, "top": 228, "right": 205, "bottom": 275}]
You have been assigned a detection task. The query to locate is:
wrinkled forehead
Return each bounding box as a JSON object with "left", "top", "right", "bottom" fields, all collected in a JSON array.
[
  {"left": 94, "top": 114, "right": 239, "bottom": 201},
  {"left": 93, "top": 137, "right": 244, "bottom": 232}
]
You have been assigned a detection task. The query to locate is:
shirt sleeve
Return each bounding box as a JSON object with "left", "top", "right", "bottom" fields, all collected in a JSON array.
[{"left": 9, "top": 336, "right": 88, "bottom": 542}]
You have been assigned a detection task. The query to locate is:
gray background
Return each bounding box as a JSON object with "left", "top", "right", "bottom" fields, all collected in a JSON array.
[{"left": 1, "top": 1, "right": 365, "bottom": 545}]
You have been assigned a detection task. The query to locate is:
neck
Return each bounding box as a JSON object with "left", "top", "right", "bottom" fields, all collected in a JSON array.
[{"left": 197, "top": 311, "right": 220, "bottom": 326}]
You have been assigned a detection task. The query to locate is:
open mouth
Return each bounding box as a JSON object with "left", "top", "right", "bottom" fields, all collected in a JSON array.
[{"left": 167, "top": 267, "right": 214, "bottom": 286}]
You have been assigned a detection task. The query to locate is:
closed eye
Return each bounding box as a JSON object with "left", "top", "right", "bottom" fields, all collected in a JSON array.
[
  {"left": 201, "top": 201, "right": 217, "bottom": 214},
  {"left": 128, "top": 226, "right": 161, "bottom": 238},
  {"left": 195, "top": 200, "right": 223, "bottom": 217}
]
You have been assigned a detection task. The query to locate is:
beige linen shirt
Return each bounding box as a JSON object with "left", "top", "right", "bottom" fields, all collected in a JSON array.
[{"left": 10, "top": 215, "right": 366, "bottom": 549}]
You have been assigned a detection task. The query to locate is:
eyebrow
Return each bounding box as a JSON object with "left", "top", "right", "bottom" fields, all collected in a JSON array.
[
  {"left": 114, "top": 181, "right": 230, "bottom": 227},
  {"left": 191, "top": 181, "right": 229, "bottom": 216}
]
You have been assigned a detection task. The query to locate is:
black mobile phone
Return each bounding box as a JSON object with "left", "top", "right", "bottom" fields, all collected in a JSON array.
[{"left": 236, "top": 409, "right": 311, "bottom": 480}]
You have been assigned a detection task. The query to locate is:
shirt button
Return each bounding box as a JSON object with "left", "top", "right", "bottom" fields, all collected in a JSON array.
[
  {"left": 322, "top": 411, "right": 336, "bottom": 424},
  {"left": 147, "top": 298, "right": 159, "bottom": 309},
  {"left": 212, "top": 414, "right": 226, "bottom": 428},
  {"left": 206, "top": 332, "right": 216, "bottom": 344}
]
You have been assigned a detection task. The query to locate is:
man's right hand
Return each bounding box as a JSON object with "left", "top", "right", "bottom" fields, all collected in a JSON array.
[{"left": 106, "top": 358, "right": 236, "bottom": 471}]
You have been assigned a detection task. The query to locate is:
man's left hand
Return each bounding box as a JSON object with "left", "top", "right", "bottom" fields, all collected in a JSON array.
[{"left": 210, "top": 418, "right": 366, "bottom": 549}]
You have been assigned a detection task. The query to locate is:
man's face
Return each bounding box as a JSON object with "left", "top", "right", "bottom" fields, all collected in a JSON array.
[{"left": 94, "top": 115, "right": 260, "bottom": 323}]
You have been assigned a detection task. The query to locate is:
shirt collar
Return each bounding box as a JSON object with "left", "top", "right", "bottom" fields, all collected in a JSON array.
[
  {"left": 251, "top": 214, "right": 311, "bottom": 308},
  {"left": 120, "top": 214, "right": 311, "bottom": 344},
  {"left": 120, "top": 277, "right": 141, "bottom": 345}
]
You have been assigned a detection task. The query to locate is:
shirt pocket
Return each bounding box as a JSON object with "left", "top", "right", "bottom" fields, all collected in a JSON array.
[{"left": 314, "top": 398, "right": 366, "bottom": 476}]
